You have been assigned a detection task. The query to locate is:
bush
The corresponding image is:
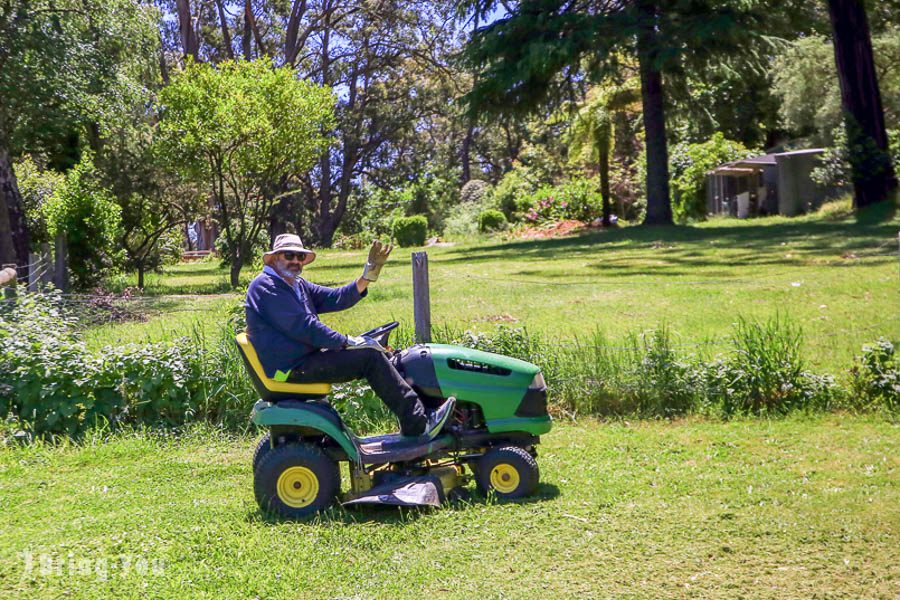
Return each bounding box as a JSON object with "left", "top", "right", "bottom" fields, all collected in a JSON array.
[
  {"left": 478, "top": 209, "right": 507, "bottom": 232},
  {"left": 850, "top": 338, "right": 899, "bottom": 413},
  {"left": 523, "top": 178, "right": 603, "bottom": 224},
  {"left": 491, "top": 165, "right": 540, "bottom": 221},
  {"left": 460, "top": 179, "right": 492, "bottom": 204},
  {"left": 0, "top": 290, "right": 253, "bottom": 437},
  {"left": 706, "top": 317, "right": 836, "bottom": 416},
  {"left": 392, "top": 215, "right": 428, "bottom": 247},
  {"left": 43, "top": 155, "right": 123, "bottom": 290},
  {"left": 15, "top": 156, "right": 64, "bottom": 249},
  {"left": 669, "top": 133, "right": 757, "bottom": 222}
]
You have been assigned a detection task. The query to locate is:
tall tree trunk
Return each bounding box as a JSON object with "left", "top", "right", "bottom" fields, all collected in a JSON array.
[
  {"left": 175, "top": 0, "right": 200, "bottom": 60},
  {"left": 461, "top": 122, "right": 474, "bottom": 184},
  {"left": 599, "top": 142, "right": 611, "bottom": 226},
  {"left": 827, "top": 0, "right": 897, "bottom": 209},
  {"left": 214, "top": 0, "right": 235, "bottom": 60},
  {"left": 636, "top": 1, "right": 673, "bottom": 226},
  {"left": 230, "top": 258, "right": 242, "bottom": 288},
  {"left": 0, "top": 146, "right": 28, "bottom": 268}
]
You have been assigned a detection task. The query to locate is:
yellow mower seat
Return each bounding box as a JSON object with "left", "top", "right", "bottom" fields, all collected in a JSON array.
[{"left": 235, "top": 333, "right": 331, "bottom": 400}]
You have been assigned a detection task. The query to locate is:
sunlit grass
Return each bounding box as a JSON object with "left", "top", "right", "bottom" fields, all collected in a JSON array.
[
  {"left": 0, "top": 416, "right": 896, "bottom": 598},
  {"left": 89, "top": 207, "right": 900, "bottom": 375}
]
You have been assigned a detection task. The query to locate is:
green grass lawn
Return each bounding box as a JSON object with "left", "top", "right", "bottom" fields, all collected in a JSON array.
[
  {"left": 1, "top": 416, "right": 896, "bottom": 598},
  {"left": 88, "top": 206, "right": 900, "bottom": 374}
]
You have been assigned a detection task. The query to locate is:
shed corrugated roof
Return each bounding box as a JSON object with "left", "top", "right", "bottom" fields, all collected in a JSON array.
[{"left": 708, "top": 148, "right": 825, "bottom": 176}]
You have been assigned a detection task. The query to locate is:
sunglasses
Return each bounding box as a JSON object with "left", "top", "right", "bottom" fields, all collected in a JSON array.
[{"left": 281, "top": 252, "right": 306, "bottom": 262}]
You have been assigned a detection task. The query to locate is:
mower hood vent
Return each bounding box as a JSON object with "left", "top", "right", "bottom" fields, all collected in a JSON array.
[{"left": 446, "top": 358, "right": 512, "bottom": 377}]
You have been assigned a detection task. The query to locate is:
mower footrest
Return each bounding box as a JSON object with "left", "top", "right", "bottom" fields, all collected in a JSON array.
[{"left": 356, "top": 433, "right": 452, "bottom": 465}]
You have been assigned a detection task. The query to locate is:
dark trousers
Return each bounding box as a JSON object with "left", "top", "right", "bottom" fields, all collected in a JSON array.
[{"left": 287, "top": 348, "right": 427, "bottom": 436}]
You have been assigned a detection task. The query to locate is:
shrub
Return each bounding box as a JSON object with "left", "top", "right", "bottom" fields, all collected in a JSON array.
[
  {"left": 669, "top": 133, "right": 757, "bottom": 222},
  {"left": 491, "top": 165, "right": 539, "bottom": 221},
  {"left": 43, "top": 155, "right": 123, "bottom": 290},
  {"left": 392, "top": 215, "right": 428, "bottom": 247},
  {"left": 15, "top": 156, "right": 64, "bottom": 249},
  {"left": 523, "top": 178, "right": 602, "bottom": 224},
  {"left": 478, "top": 209, "right": 507, "bottom": 232},
  {"left": 0, "top": 290, "right": 253, "bottom": 437},
  {"left": 460, "top": 179, "right": 492, "bottom": 204},
  {"left": 850, "top": 338, "right": 899, "bottom": 413},
  {"left": 443, "top": 201, "right": 484, "bottom": 237},
  {"left": 707, "top": 317, "right": 836, "bottom": 416}
]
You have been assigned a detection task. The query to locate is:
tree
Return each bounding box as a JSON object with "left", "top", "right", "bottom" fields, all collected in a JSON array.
[
  {"left": 0, "top": 0, "right": 157, "bottom": 268},
  {"left": 98, "top": 112, "right": 203, "bottom": 289},
  {"left": 826, "top": 0, "right": 897, "bottom": 208},
  {"left": 157, "top": 59, "right": 335, "bottom": 287},
  {"left": 568, "top": 83, "right": 641, "bottom": 225},
  {"left": 771, "top": 32, "right": 900, "bottom": 143},
  {"left": 461, "top": 0, "right": 769, "bottom": 226}
]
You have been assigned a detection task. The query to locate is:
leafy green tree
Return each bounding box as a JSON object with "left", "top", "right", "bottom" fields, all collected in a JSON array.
[
  {"left": 669, "top": 133, "right": 757, "bottom": 222},
  {"left": 461, "top": 0, "right": 768, "bottom": 227},
  {"left": 157, "top": 58, "right": 335, "bottom": 286},
  {"left": 98, "top": 113, "right": 203, "bottom": 289},
  {"left": 44, "top": 155, "right": 123, "bottom": 290},
  {"left": 568, "top": 83, "right": 641, "bottom": 226},
  {"left": 0, "top": 0, "right": 158, "bottom": 268},
  {"left": 771, "top": 32, "right": 900, "bottom": 142}
]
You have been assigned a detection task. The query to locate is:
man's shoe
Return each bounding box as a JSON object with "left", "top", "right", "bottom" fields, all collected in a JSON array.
[{"left": 423, "top": 396, "right": 456, "bottom": 440}]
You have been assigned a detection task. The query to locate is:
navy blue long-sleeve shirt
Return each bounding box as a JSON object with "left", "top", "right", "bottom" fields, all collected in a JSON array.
[{"left": 245, "top": 268, "right": 367, "bottom": 378}]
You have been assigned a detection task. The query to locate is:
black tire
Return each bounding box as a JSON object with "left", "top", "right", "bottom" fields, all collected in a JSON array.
[
  {"left": 475, "top": 446, "right": 540, "bottom": 499},
  {"left": 252, "top": 433, "right": 272, "bottom": 473},
  {"left": 254, "top": 443, "right": 340, "bottom": 519}
]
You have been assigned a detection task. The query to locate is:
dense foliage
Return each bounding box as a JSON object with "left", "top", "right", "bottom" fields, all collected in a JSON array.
[
  {"left": 669, "top": 133, "right": 757, "bottom": 222},
  {"left": 43, "top": 156, "right": 123, "bottom": 290},
  {"left": 157, "top": 59, "right": 335, "bottom": 286},
  {"left": 392, "top": 215, "right": 428, "bottom": 247}
]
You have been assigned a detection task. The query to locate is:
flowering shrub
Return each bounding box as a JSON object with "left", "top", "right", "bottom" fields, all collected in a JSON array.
[{"left": 523, "top": 178, "right": 602, "bottom": 224}]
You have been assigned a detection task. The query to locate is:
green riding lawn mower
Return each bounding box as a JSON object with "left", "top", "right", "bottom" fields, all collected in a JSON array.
[{"left": 236, "top": 322, "right": 552, "bottom": 518}]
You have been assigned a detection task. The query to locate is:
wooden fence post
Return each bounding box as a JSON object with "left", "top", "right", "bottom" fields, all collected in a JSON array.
[
  {"left": 40, "top": 243, "right": 52, "bottom": 286},
  {"left": 412, "top": 251, "right": 431, "bottom": 344},
  {"left": 53, "top": 234, "right": 68, "bottom": 292},
  {"left": 27, "top": 252, "right": 40, "bottom": 292}
]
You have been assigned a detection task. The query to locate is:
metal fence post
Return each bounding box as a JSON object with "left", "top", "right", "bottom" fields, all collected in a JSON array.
[{"left": 412, "top": 251, "right": 431, "bottom": 344}]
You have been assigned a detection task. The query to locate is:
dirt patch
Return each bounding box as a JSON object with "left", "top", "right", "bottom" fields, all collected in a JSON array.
[
  {"left": 476, "top": 313, "right": 519, "bottom": 323},
  {"left": 510, "top": 219, "right": 587, "bottom": 239}
]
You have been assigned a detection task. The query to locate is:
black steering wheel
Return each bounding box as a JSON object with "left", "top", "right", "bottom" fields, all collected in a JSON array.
[{"left": 360, "top": 321, "right": 400, "bottom": 347}]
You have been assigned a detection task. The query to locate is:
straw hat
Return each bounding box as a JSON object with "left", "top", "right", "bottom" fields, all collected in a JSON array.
[{"left": 263, "top": 234, "right": 316, "bottom": 267}]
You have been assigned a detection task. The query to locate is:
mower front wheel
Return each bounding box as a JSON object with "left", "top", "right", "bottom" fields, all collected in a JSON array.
[
  {"left": 475, "top": 446, "right": 540, "bottom": 499},
  {"left": 254, "top": 443, "right": 340, "bottom": 519}
]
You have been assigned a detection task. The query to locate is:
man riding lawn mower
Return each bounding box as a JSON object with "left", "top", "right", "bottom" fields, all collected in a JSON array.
[{"left": 239, "top": 234, "right": 552, "bottom": 518}]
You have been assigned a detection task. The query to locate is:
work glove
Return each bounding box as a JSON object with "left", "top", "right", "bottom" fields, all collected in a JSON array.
[
  {"left": 361, "top": 240, "right": 393, "bottom": 282},
  {"left": 344, "top": 335, "right": 387, "bottom": 352}
]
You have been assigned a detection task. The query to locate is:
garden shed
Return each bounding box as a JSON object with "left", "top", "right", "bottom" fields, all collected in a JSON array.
[{"left": 707, "top": 148, "right": 829, "bottom": 218}]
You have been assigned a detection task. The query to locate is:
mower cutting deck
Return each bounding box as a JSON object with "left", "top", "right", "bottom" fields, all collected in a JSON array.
[{"left": 236, "top": 322, "right": 551, "bottom": 518}]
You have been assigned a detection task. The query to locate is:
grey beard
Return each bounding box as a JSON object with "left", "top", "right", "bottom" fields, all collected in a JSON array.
[{"left": 275, "top": 264, "right": 302, "bottom": 280}]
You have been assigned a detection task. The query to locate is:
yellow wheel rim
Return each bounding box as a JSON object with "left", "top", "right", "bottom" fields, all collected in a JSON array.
[
  {"left": 276, "top": 466, "right": 319, "bottom": 508},
  {"left": 489, "top": 463, "right": 520, "bottom": 494}
]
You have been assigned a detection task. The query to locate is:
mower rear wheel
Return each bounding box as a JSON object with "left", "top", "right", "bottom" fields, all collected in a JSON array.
[
  {"left": 475, "top": 446, "right": 539, "bottom": 499},
  {"left": 252, "top": 433, "right": 272, "bottom": 472},
  {"left": 254, "top": 443, "right": 340, "bottom": 519}
]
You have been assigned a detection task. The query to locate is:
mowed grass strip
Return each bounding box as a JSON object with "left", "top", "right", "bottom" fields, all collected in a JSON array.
[
  {"left": 91, "top": 212, "right": 900, "bottom": 373},
  {"left": 1, "top": 416, "right": 896, "bottom": 598}
]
